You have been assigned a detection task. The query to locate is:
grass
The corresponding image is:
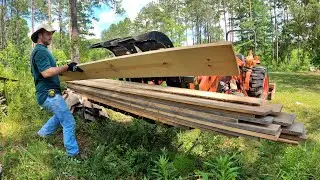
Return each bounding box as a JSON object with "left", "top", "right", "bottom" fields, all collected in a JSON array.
[{"left": 0, "top": 72, "right": 320, "bottom": 179}]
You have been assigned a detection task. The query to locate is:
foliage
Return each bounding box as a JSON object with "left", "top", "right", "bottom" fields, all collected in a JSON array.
[
  {"left": 151, "top": 150, "right": 178, "bottom": 180},
  {"left": 52, "top": 49, "right": 68, "bottom": 65},
  {"left": 196, "top": 154, "right": 240, "bottom": 180}
]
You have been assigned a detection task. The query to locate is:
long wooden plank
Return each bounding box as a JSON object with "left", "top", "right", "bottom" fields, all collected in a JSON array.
[
  {"left": 277, "top": 138, "right": 299, "bottom": 145},
  {"left": 60, "top": 42, "right": 239, "bottom": 81},
  {"left": 239, "top": 116, "right": 274, "bottom": 125},
  {"left": 73, "top": 90, "right": 280, "bottom": 141},
  {"left": 273, "top": 112, "right": 296, "bottom": 126},
  {"left": 67, "top": 81, "right": 272, "bottom": 115},
  {"left": 68, "top": 85, "right": 281, "bottom": 136},
  {"left": 279, "top": 132, "right": 307, "bottom": 142},
  {"left": 262, "top": 104, "right": 283, "bottom": 116},
  {"left": 90, "top": 79, "right": 263, "bottom": 106},
  {"left": 282, "top": 122, "right": 304, "bottom": 136}
]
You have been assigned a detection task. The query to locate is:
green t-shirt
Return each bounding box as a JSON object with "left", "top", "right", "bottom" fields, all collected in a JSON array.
[{"left": 31, "top": 44, "right": 61, "bottom": 105}]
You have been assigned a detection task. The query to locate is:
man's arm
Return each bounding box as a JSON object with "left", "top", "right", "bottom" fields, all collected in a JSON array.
[{"left": 41, "top": 65, "right": 68, "bottom": 78}]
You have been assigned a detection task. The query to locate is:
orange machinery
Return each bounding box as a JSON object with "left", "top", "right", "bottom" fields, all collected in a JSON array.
[{"left": 90, "top": 30, "right": 275, "bottom": 101}]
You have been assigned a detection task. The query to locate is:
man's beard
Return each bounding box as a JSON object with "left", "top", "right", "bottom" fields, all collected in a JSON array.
[{"left": 44, "top": 40, "right": 51, "bottom": 46}]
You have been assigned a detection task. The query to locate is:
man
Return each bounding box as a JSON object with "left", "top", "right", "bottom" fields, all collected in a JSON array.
[{"left": 30, "top": 23, "right": 82, "bottom": 157}]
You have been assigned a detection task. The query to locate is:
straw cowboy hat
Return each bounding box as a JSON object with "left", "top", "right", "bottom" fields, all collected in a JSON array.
[{"left": 31, "top": 23, "right": 56, "bottom": 43}]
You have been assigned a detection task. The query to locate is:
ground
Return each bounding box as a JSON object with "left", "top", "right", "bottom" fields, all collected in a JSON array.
[{"left": 0, "top": 72, "right": 319, "bottom": 179}]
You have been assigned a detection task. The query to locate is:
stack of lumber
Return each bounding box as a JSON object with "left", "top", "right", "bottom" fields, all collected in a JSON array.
[{"left": 66, "top": 79, "right": 307, "bottom": 144}]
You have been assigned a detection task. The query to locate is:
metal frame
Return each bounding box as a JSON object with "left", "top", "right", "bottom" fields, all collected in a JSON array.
[{"left": 226, "top": 29, "right": 257, "bottom": 54}]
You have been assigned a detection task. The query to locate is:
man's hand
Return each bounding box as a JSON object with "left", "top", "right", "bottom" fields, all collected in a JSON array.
[{"left": 67, "top": 62, "right": 84, "bottom": 72}]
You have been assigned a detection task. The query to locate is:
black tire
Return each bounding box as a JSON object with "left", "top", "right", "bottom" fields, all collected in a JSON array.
[
  {"left": 247, "top": 66, "right": 269, "bottom": 99},
  {"left": 166, "top": 79, "right": 182, "bottom": 88}
]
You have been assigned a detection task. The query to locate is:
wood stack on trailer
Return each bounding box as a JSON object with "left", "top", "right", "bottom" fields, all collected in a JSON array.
[{"left": 66, "top": 79, "right": 307, "bottom": 145}]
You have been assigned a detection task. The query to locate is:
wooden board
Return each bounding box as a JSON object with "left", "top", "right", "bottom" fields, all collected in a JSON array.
[
  {"left": 277, "top": 138, "right": 299, "bottom": 145},
  {"left": 238, "top": 115, "right": 274, "bottom": 125},
  {"left": 280, "top": 132, "right": 307, "bottom": 142},
  {"left": 90, "top": 79, "right": 263, "bottom": 106},
  {"left": 273, "top": 112, "right": 296, "bottom": 126},
  {"left": 282, "top": 122, "right": 304, "bottom": 136},
  {"left": 67, "top": 81, "right": 272, "bottom": 115},
  {"left": 263, "top": 104, "right": 283, "bottom": 115},
  {"left": 69, "top": 85, "right": 281, "bottom": 136},
  {"left": 60, "top": 42, "right": 239, "bottom": 81}
]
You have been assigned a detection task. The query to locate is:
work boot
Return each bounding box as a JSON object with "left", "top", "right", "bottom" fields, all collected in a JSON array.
[{"left": 70, "top": 153, "right": 87, "bottom": 161}]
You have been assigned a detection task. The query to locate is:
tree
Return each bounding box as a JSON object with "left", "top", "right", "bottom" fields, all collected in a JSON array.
[
  {"left": 0, "top": 0, "right": 7, "bottom": 50},
  {"left": 68, "top": 0, "right": 123, "bottom": 63},
  {"left": 102, "top": 17, "right": 133, "bottom": 40},
  {"left": 69, "top": 0, "right": 79, "bottom": 63}
]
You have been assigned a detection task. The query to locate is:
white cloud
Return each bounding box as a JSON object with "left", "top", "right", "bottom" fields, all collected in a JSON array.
[
  {"left": 88, "top": 0, "right": 153, "bottom": 39},
  {"left": 98, "top": 10, "right": 120, "bottom": 24},
  {"left": 87, "top": 9, "right": 123, "bottom": 39},
  {"left": 87, "top": 20, "right": 101, "bottom": 39},
  {"left": 121, "top": 0, "right": 154, "bottom": 20}
]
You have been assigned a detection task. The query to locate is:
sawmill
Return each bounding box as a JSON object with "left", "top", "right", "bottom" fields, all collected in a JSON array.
[{"left": 60, "top": 31, "right": 307, "bottom": 145}]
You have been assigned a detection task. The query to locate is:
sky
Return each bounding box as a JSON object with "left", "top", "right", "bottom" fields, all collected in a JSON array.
[
  {"left": 28, "top": 0, "right": 153, "bottom": 39},
  {"left": 89, "top": 0, "right": 153, "bottom": 39}
]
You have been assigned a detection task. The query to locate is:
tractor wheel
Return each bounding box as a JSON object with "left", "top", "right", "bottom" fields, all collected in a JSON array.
[{"left": 247, "top": 66, "right": 269, "bottom": 100}]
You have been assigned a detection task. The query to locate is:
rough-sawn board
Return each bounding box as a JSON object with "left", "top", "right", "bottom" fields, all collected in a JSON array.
[{"left": 60, "top": 42, "right": 239, "bottom": 81}]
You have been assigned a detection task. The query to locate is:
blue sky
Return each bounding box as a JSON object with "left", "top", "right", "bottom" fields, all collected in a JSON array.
[{"left": 89, "top": 0, "right": 153, "bottom": 38}]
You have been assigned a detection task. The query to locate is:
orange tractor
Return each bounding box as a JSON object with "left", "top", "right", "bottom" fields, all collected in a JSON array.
[
  {"left": 190, "top": 30, "right": 274, "bottom": 100},
  {"left": 90, "top": 30, "right": 275, "bottom": 100}
]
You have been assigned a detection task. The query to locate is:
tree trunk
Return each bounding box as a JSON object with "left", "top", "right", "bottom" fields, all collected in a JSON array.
[
  {"left": 48, "top": 0, "right": 53, "bottom": 50},
  {"left": 196, "top": 16, "right": 199, "bottom": 44},
  {"left": 192, "top": 22, "right": 194, "bottom": 45},
  {"left": 185, "top": 17, "right": 188, "bottom": 45},
  {"left": 206, "top": 22, "right": 209, "bottom": 43},
  {"left": 270, "top": 8, "right": 274, "bottom": 62},
  {"left": 274, "top": 0, "right": 279, "bottom": 63},
  {"left": 58, "top": 0, "right": 63, "bottom": 48},
  {"left": 9, "top": 2, "right": 12, "bottom": 43},
  {"left": 1, "top": 0, "right": 6, "bottom": 50},
  {"left": 69, "top": 0, "right": 80, "bottom": 63},
  {"left": 199, "top": 22, "right": 202, "bottom": 44},
  {"left": 15, "top": 10, "right": 19, "bottom": 46},
  {"left": 31, "top": 0, "right": 35, "bottom": 47},
  {"left": 249, "top": 0, "right": 252, "bottom": 19},
  {"left": 231, "top": 11, "right": 234, "bottom": 41},
  {"left": 223, "top": 0, "right": 227, "bottom": 35},
  {"left": 48, "top": 0, "right": 52, "bottom": 23},
  {"left": 298, "top": 37, "right": 300, "bottom": 64}
]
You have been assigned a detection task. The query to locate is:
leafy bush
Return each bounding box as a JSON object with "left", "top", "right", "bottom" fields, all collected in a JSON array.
[
  {"left": 52, "top": 49, "right": 68, "bottom": 66},
  {"left": 196, "top": 154, "right": 241, "bottom": 180},
  {"left": 151, "top": 150, "right": 179, "bottom": 180}
]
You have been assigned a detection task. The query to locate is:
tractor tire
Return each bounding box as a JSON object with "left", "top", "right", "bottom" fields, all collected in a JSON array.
[{"left": 247, "top": 66, "right": 269, "bottom": 100}]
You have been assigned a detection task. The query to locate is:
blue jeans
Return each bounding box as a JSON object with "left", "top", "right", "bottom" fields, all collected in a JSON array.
[{"left": 38, "top": 94, "right": 79, "bottom": 156}]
